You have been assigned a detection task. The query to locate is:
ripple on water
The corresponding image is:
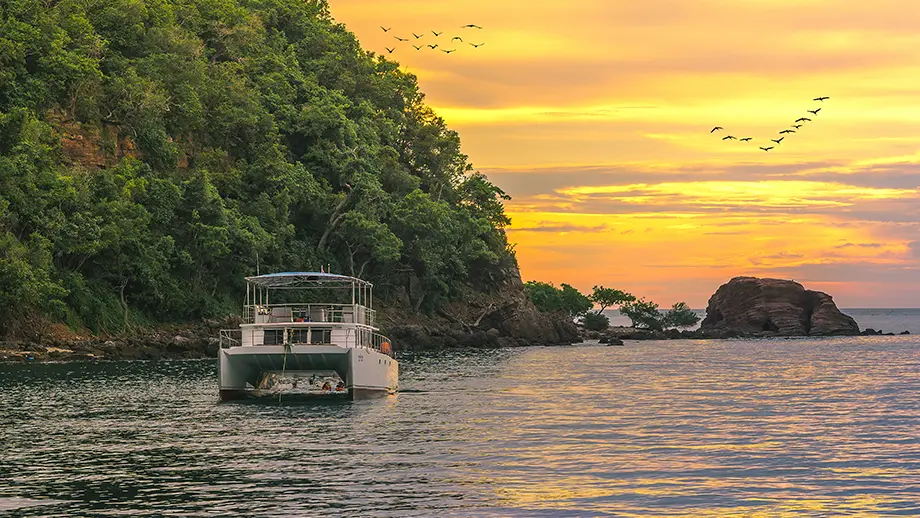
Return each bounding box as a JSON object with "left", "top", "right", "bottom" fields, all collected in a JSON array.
[{"left": 1, "top": 337, "right": 920, "bottom": 516}]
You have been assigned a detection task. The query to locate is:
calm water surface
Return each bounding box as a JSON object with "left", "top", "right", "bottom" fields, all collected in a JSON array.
[{"left": 2, "top": 336, "right": 920, "bottom": 516}]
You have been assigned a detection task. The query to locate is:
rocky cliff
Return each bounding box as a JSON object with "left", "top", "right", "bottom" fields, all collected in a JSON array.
[
  {"left": 380, "top": 266, "right": 581, "bottom": 350},
  {"left": 700, "top": 277, "right": 860, "bottom": 336}
]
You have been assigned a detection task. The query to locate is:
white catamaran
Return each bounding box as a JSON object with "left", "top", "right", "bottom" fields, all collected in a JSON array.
[{"left": 218, "top": 272, "right": 398, "bottom": 400}]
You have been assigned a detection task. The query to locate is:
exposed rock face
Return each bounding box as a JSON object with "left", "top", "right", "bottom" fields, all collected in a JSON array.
[
  {"left": 700, "top": 276, "right": 859, "bottom": 336},
  {"left": 382, "top": 265, "right": 581, "bottom": 351}
]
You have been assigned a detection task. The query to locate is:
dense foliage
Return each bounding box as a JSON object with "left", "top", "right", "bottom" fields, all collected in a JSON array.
[
  {"left": 0, "top": 0, "right": 514, "bottom": 335},
  {"left": 523, "top": 281, "right": 592, "bottom": 318},
  {"left": 525, "top": 282, "right": 700, "bottom": 331}
]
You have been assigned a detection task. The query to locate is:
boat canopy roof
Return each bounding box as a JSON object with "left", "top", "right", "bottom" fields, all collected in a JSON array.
[{"left": 244, "top": 272, "right": 372, "bottom": 288}]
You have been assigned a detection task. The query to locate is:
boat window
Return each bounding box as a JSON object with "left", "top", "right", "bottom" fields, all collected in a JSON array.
[
  {"left": 289, "top": 330, "right": 309, "bottom": 344},
  {"left": 311, "top": 329, "right": 332, "bottom": 344},
  {"left": 263, "top": 330, "right": 284, "bottom": 345}
]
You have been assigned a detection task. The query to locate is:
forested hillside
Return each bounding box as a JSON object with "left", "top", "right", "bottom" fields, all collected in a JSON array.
[{"left": 0, "top": 0, "right": 515, "bottom": 338}]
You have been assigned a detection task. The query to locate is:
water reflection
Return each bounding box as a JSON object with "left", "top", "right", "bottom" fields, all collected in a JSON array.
[{"left": 2, "top": 338, "right": 920, "bottom": 516}]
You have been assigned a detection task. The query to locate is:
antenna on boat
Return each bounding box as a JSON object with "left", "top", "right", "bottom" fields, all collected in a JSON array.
[{"left": 256, "top": 251, "right": 260, "bottom": 275}]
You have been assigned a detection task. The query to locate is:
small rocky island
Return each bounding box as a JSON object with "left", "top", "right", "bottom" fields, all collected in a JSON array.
[{"left": 699, "top": 276, "right": 860, "bottom": 336}]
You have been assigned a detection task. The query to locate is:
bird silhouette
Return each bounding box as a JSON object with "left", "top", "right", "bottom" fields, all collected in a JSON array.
[
  {"left": 760, "top": 146, "right": 774, "bottom": 151},
  {"left": 412, "top": 45, "right": 422, "bottom": 50},
  {"left": 462, "top": 24, "right": 483, "bottom": 29},
  {"left": 432, "top": 30, "right": 442, "bottom": 36},
  {"left": 394, "top": 36, "right": 408, "bottom": 42},
  {"left": 412, "top": 32, "right": 423, "bottom": 39},
  {"left": 385, "top": 47, "right": 395, "bottom": 54},
  {"left": 452, "top": 36, "right": 463, "bottom": 42},
  {"left": 807, "top": 108, "right": 821, "bottom": 115},
  {"left": 470, "top": 42, "right": 485, "bottom": 48},
  {"left": 441, "top": 48, "right": 456, "bottom": 54},
  {"left": 722, "top": 135, "right": 737, "bottom": 140},
  {"left": 771, "top": 137, "right": 784, "bottom": 144},
  {"left": 779, "top": 129, "right": 795, "bottom": 134},
  {"left": 739, "top": 137, "right": 752, "bottom": 142},
  {"left": 381, "top": 26, "right": 391, "bottom": 32},
  {"left": 427, "top": 44, "right": 438, "bottom": 49},
  {"left": 813, "top": 96, "right": 830, "bottom": 101},
  {"left": 710, "top": 126, "right": 723, "bottom": 133},
  {"left": 795, "top": 117, "right": 811, "bottom": 123},
  {"left": 792, "top": 124, "right": 803, "bottom": 129}
]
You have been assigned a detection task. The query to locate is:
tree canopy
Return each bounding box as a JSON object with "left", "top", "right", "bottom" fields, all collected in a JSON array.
[
  {"left": 0, "top": 0, "right": 514, "bottom": 335},
  {"left": 523, "top": 281, "right": 592, "bottom": 318}
]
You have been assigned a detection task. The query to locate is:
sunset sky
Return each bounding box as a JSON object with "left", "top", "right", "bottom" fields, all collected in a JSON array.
[{"left": 330, "top": 0, "right": 920, "bottom": 308}]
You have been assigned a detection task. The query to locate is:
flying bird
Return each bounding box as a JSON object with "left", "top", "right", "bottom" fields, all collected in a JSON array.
[
  {"left": 462, "top": 24, "right": 483, "bottom": 29},
  {"left": 771, "top": 137, "right": 784, "bottom": 144},
  {"left": 412, "top": 32, "right": 423, "bottom": 39},
  {"left": 710, "top": 126, "right": 723, "bottom": 133},
  {"left": 452, "top": 36, "right": 463, "bottom": 42},
  {"left": 813, "top": 96, "right": 830, "bottom": 101},
  {"left": 385, "top": 47, "right": 395, "bottom": 54},
  {"left": 722, "top": 135, "right": 737, "bottom": 140},
  {"left": 760, "top": 146, "right": 774, "bottom": 151},
  {"left": 779, "top": 129, "right": 795, "bottom": 134},
  {"left": 427, "top": 44, "right": 438, "bottom": 49},
  {"left": 441, "top": 48, "right": 456, "bottom": 54},
  {"left": 381, "top": 26, "right": 391, "bottom": 32},
  {"left": 795, "top": 117, "right": 811, "bottom": 123},
  {"left": 739, "top": 137, "right": 752, "bottom": 142},
  {"left": 432, "top": 30, "right": 442, "bottom": 36},
  {"left": 792, "top": 124, "right": 803, "bottom": 129},
  {"left": 412, "top": 45, "right": 422, "bottom": 50},
  {"left": 470, "top": 42, "right": 485, "bottom": 48},
  {"left": 394, "top": 36, "right": 408, "bottom": 42},
  {"left": 807, "top": 108, "right": 821, "bottom": 115}
]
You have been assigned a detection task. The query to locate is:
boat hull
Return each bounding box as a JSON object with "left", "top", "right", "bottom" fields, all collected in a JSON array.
[{"left": 218, "top": 345, "right": 398, "bottom": 401}]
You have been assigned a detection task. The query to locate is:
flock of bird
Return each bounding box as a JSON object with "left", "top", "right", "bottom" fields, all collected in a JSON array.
[
  {"left": 380, "top": 24, "right": 485, "bottom": 55},
  {"left": 710, "top": 97, "right": 830, "bottom": 152}
]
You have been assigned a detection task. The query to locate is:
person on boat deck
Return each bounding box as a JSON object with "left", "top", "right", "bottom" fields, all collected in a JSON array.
[
  {"left": 335, "top": 381, "right": 346, "bottom": 392},
  {"left": 321, "top": 381, "right": 332, "bottom": 391}
]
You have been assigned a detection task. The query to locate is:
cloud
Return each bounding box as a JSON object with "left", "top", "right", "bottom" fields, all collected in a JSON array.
[
  {"left": 909, "top": 241, "right": 920, "bottom": 259},
  {"left": 508, "top": 222, "right": 610, "bottom": 233},
  {"left": 835, "top": 242, "right": 884, "bottom": 249}
]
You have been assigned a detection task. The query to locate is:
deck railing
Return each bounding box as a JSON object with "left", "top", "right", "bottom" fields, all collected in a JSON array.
[
  {"left": 218, "top": 326, "right": 393, "bottom": 356},
  {"left": 219, "top": 328, "right": 242, "bottom": 349},
  {"left": 243, "top": 303, "right": 376, "bottom": 327}
]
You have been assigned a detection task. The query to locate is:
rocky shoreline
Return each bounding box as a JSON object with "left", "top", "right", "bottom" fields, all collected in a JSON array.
[{"left": 1, "top": 276, "right": 907, "bottom": 364}]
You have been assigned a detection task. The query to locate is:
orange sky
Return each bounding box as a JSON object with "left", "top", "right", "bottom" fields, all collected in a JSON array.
[{"left": 330, "top": 0, "right": 920, "bottom": 308}]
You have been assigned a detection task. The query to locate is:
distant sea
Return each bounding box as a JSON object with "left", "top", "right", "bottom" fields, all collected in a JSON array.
[{"left": 602, "top": 308, "right": 920, "bottom": 335}]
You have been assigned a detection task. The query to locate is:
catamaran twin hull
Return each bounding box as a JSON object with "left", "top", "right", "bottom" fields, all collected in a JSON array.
[{"left": 218, "top": 344, "right": 398, "bottom": 401}]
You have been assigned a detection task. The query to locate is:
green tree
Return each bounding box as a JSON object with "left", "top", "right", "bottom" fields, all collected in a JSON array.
[
  {"left": 582, "top": 312, "right": 609, "bottom": 331},
  {"left": 523, "top": 281, "right": 591, "bottom": 318},
  {"left": 620, "top": 298, "right": 664, "bottom": 331},
  {"left": 662, "top": 302, "right": 700, "bottom": 329},
  {"left": 590, "top": 285, "right": 636, "bottom": 314}
]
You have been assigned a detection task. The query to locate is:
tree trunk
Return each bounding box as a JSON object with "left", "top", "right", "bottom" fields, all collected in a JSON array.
[
  {"left": 413, "top": 291, "right": 426, "bottom": 312},
  {"left": 119, "top": 277, "right": 130, "bottom": 330},
  {"left": 317, "top": 189, "right": 355, "bottom": 252}
]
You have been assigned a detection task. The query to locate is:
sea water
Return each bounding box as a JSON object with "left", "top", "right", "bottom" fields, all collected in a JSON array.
[{"left": 2, "top": 328, "right": 920, "bottom": 516}]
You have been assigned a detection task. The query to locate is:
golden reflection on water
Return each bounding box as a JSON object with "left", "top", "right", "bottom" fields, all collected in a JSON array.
[{"left": 450, "top": 338, "right": 920, "bottom": 516}]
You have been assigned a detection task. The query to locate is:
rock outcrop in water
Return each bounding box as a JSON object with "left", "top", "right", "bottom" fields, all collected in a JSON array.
[{"left": 699, "top": 277, "right": 860, "bottom": 337}]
